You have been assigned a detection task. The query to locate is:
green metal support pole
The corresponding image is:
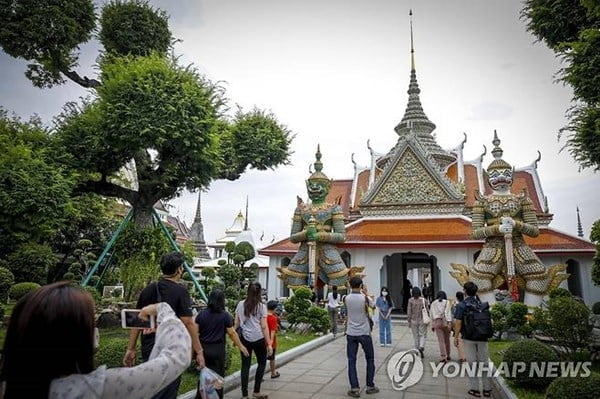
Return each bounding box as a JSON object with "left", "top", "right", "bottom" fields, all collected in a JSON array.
[
  {"left": 81, "top": 208, "right": 133, "bottom": 287},
  {"left": 152, "top": 209, "right": 207, "bottom": 302}
]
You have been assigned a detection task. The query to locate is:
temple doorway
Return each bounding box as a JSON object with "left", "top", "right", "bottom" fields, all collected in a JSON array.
[
  {"left": 384, "top": 252, "right": 438, "bottom": 314},
  {"left": 566, "top": 259, "right": 582, "bottom": 298}
]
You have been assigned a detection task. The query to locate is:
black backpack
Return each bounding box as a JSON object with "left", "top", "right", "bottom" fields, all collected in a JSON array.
[{"left": 463, "top": 299, "right": 493, "bottom": 341}]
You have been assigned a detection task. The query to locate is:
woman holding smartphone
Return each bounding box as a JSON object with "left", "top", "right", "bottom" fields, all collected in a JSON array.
[
  {"left": 0, "top": 282, "right": 191, "bottom": 399},
  {"left": 234, "top": 282, "right": 272, "bottom": 399}
]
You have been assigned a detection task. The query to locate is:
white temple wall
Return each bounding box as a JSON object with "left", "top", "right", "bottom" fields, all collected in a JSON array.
[{"left": 538, "top": 253, "right": 599, "bottom": 306}]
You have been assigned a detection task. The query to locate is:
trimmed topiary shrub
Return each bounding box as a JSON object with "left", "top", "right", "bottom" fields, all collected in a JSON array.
[
  {"left": 545, "top": 373, "right": 600, "bottom": 399},
  {"left": 307, "top": 305, "right": 330, "bottom": 333},
  {"left": 491, "top": 302, "right": 508, "bottom": 337},
  {"left": 8, "top": 282, "right": 41, "bottom": 301},
  {"left": 503, "top": 339, "right": 559, "bottom": 388},
  {"left": 95, "top": 337, "right": 139, "bottom": 368},
  {"left": 592, "top": 302, "right": 600, "bottom": 315},
  {"left": 546, "top": 296, "right": 592, "bottom": 357},
  {"left": 0, "top": 267, "right": 15, "bottom": 302},
  {"left": 549, "top": 287, "right": 572, "bottom": 299}
]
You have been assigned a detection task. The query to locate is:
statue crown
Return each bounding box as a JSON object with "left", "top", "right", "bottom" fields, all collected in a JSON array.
[
  {"left": 487, "top": 130, "right": 512, "bottom": 171},
  {"left": 308, "top": 144, "right": 330, "bottom": 182}
]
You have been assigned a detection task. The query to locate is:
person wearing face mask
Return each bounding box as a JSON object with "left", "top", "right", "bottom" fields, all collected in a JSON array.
[
  {"left": 375, "top": 287, "right": 394, "bottom": 347},
  {"left": 0, "top": 282, "right": 190, "bottom": 399},
  {"left": 123, "top": 251, "right": 205, "bottom": 399}
]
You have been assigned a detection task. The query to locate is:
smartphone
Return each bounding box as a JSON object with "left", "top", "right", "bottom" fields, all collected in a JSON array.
[{"left": 121, "top": 309, "right": 156, "bottom": 329}]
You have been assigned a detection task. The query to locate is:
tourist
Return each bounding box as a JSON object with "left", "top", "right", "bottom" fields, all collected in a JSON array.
[
  {"left": 326, "top": 285, "right": 341, "bottom": 338},
  {"left": 266, "top": 300, "right": 280, "bottom": 379},
  {"left": 453, "top": 282, "right": 492, "bottom": 398},
  {"left": 195, "top": 289, "right": 249, "bottom": 399},
  {"left": 344, "top": 276, "right": 379, "bottom": 397},
  {"left": 0, "top": 282, "right": 190, "bottom": 399},
  {"left": 123, "top": 251, "right": 204, "bottom": 399},
  {"left": 375, "top": 286, "right": 393, "bottom": 347},
  {"left": 453, "top": 291, "right": 466, "bottom": 363},
  {"left": 234, "top": 282, "right": 272, "bottom": 399},
  {"left": 430, "top": 290, "right": 452, "bottom": 362},
  {"left": 401, "top": 278, "right": 412, "bottom": 312},
  {"left": 407, "top": 286, "right": 429, "bottom": 358}
]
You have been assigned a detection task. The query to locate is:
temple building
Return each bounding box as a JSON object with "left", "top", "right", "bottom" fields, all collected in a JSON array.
[
  {"left": 259, "top": 30, "right": 598, "bottom": 307},
  {"left": 192, "top": 196, "right": 270, "bottom": 288}
]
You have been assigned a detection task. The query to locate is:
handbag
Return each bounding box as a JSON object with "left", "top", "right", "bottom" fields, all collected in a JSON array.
[
  {"left": 364, "top": 297, "right": 374, "bottom": 332},
  {"left": 421, "top": 298, "right": 431, "bottom": 325}
]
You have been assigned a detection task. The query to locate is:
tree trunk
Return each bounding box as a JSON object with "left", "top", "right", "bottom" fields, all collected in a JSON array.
[{"left": 133, "top": 206, "right": 154, "bottom": 229}]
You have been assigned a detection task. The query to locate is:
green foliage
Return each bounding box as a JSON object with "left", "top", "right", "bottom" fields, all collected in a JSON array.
[
  {"left": 81, "top": 284, "right": 101, "bottom": 304},
  {"left": 529, "top": 306, "right": 549, "bottom": 332},
  {"left": 234, "top": 241, "right": 255, "bottom": 264},
  {"left": 201, "top": 267, "right": 216, "bottom": 280},
  {"left": 491, "top": 302, "right": 509, "bottom": 337},
  {"left": 8, "top": 282, "right": 41, "bottom": 300},
  {"left": 591, "top": 256, "right": 600, "bottom": 287},
  {"left": 90, "top": 275, "right": 101, "bottom": 287},
  {"left": 63, "top": 272, "right": 75, "bottom": 281},
  {"left": 6, "top": 242, "right": 55, "bottom": 284},
  {"left": 522, "top": 0, "right": 600, "bottom": 171},
  {"left": 0, "top": 111, "right": 74, "bottom": 255},
  {"left": 507, "top": 302, "right": 529, "bottom": 329},
  {"left": 224, "top": 242, "right": 236, "bottom": 255},
  {"left": 99, "top": 0, "right": 171, "bottom": 57},
  {"left": 219, "top": 108, "right": 293, "bottom": 180},
  {"left": 217, "top": 259, "right": 227, "bottom": 266},
  {"left": 503, "top": 339, "right": 559, "bottom": 388},
  {"left": 549, "top": 287, "right": 573, "bottom": 299},
  {"left": 307, "top": 306, "right": 330, "bottom": 333},
  {"left": 95, "top": 337, "right": 139, "bottom": 368},
  {"left": 0, "top": 0, "right": 96, "bottom": 87},
  {"left": 0, "top": 267, "right": 15, "bottom": 302},
  {"left": 114, "top": 225, "right": 169, "bottom": 300},
  {"left": 592, "top": 302, "right": 600, "bottom": 315},
  {"left": 545, "top": 373, "right": 600, "bottom": 399},
  {"left": 545, "top": 296, "right": 592, "bottom": 357},
  {"left": 284, "top": 286, "right": 313, "bottom": 326}
]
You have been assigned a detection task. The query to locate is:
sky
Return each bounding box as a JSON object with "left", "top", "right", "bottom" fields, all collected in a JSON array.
[{"left": 1, "top": 0, "right": 599, "bottom": 247}]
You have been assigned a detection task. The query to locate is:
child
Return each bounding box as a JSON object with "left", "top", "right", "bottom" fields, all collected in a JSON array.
[{"left": 266, "top": 300, "right": 280, "bottom": 378}]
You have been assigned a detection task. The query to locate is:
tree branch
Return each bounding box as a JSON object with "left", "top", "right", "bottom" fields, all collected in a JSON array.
[
  {"left": 61, "top": 69, "right": 101, "bottom": 88},
  {"left": 75, "top": 179, "right": 137, "bottom": 204}
]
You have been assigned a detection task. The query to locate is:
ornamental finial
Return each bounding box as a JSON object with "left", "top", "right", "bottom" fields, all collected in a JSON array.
[
  {"left": 488, "top": 130, "right": 511, "bottom": 171},
  {"left": 308, "top": 144, "right": 329, "bottom": 181},
  {"left": 410, "top": 9, "right": 415, "bottom": 71},
  {"left": 577, "top": 206, "right": 584, "bottom": 238}
]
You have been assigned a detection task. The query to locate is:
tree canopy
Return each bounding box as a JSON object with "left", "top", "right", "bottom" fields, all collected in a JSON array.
[{"left": 522, "top": 0, "right": 600, "bottom": 170}]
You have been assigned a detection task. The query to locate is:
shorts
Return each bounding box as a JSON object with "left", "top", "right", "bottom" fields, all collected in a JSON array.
[{"left": 267, "top": 348, "right": 277, "bottom": 361}]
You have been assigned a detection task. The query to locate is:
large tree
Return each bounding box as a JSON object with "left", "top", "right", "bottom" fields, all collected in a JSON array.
[
  {"left": 1, "top": 0, "right": 293, "bottom": 229},
  {"left": 522, "top": 0, "right": 600, "bottom": 170}
]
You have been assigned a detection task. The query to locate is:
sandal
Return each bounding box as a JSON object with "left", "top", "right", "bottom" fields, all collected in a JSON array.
[
  {"left": 467, "top": 390, "right": 481, "bottom": 397},
  {"left": 483, "top": 390, "right": 492, "bottom": 397},
  {"left": 252, "top": 394, "right": 268, "bottom": 399},
  {"left": 271, "top": 371, "right": 280, "bottom": 379}
]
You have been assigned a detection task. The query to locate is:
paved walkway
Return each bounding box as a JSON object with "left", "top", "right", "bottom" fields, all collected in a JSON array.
[{"left": 251, "top": 322, "right": 495, "bottom": 399}]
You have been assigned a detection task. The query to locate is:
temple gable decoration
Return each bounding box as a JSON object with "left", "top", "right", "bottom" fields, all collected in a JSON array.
[{"left": 360, "top": 134, "right": 464, "bottom": 216}]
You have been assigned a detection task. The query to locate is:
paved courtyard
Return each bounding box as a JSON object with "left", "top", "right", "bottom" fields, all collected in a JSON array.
[{"left": 254, "top": 321, "right": 495, "bottom": 399}]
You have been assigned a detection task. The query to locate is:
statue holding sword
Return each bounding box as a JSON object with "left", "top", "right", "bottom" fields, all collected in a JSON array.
[
  {"left": 278, "top": 146, "right": 349, "bottom": 291},
  {"left": 450, "top": 131, "right": 567, "bottom": 308}
]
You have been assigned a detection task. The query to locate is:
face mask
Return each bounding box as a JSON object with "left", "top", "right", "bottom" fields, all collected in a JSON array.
[
  {"left": 94, "top": 327, "right": 100, "bottom": 351},
  {"left": 382, "top": 292, "right": 388, "bottom": 296}
]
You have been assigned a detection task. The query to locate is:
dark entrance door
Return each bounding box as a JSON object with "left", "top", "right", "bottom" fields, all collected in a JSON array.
[{"left": 384, "top": 252, "right": 438, "bottom": 314}]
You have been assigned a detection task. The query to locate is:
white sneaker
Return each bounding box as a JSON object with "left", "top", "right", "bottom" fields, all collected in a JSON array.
[{"left": 380, "top": 343, "right": 385, "bottom": 347}]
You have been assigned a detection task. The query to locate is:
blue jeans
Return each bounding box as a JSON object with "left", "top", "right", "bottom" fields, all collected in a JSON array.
[
  {"left": 379, "top": 317, "right": 391, "bottom": 344},
  {"left": 346, "top": 335, "right": 375, "bottom": 390}
]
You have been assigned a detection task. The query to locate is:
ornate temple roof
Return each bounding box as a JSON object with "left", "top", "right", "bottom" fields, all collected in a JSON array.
[{"left": 259, "top": 217, "right": 595, "bottom": 255}]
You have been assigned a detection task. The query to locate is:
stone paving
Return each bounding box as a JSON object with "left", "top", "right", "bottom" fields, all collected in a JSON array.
[{"left": 251, "top": 321, "right": 494, "bottom": 399}]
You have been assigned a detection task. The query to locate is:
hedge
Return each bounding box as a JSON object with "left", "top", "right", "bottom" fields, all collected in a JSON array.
[
  {"left": 8, "top": 282, "right": 41, "bottom": 301},
  {"left": 545, "top": 373, "right": 600, "bottom": 399},
  {"left": 503, "top": 339, "right": 559, "bottom": 388}
]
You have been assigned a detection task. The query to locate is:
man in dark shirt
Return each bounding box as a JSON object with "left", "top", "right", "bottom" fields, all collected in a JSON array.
[
  {"left": 453, "top": 282, "right": 491, "bottom": 398},
  {"left": 123, "top": 252, "right": 204, "bottom": 399}
]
